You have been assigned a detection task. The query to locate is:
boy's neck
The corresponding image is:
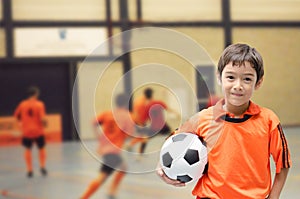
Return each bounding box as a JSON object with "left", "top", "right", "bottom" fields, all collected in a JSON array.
[{"left": 222, "top": 101, "right": 250, "bottom": 118}]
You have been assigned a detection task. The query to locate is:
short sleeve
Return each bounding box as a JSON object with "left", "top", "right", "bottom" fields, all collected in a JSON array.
[
  {"left": 40, "top": 102, "right": 46, "bottom": 118},
  {"left": 269, "top": 123, "right": 292, "bottom": 173},
  {"left": 14, "top": 103, "right": 21, "bottom": 119}
]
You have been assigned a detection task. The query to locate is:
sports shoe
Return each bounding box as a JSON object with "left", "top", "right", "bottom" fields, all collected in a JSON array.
[
  {"left": 40, "top": 168, "right": 47, "bottom": 176},
  {"left": 27, "top": 171, "right": 33, "bottom": 178}
]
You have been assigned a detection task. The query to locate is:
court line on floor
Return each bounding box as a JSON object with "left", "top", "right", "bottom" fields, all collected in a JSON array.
[{"left": 1, "top": 189, "right": 40, "bottom": 199}]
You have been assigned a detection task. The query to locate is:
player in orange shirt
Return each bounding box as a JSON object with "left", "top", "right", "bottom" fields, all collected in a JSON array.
[
  {"left": 14, "top": 86, "right": 47, "bottom": 178},
  {"left": 126, "top": 88, "right": 153, "bottom": 155},
  {"left": 157, "top": 43, "right": 291, "bottom": 199},
  {"left": 80, "top": 93, "right": 134, "bottom": 199}
]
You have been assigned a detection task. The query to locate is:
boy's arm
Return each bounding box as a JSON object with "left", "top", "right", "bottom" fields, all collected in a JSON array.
[
  {"left": 267, "top": 168, "right": 289, "bottom": 199},
  {"left": 40, "top": 103, "right": 47, "bottom": 127}
]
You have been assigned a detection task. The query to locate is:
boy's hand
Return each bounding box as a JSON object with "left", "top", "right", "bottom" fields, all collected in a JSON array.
[{"left": 156, "top": 165, "right": 186, "bottom": 187}]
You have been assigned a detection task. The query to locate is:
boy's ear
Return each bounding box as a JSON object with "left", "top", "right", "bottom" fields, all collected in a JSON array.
[{"left": 255, "top": 77, "right": 264, "bottom": 90}]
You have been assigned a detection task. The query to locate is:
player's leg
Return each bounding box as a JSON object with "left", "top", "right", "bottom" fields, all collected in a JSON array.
[
  {"left": 126, "top": 126, "right": 147, "bottom": 151},
  {"left": 107, "top": 162, "right": 126, "bottom": 199},
  {"left": 80, "top": 154, "right": 121, "bottom": 199},
  {"left": 22, "top": 137, "right": 33, "bottom": 177},
  {"left": 107, "top": 171, "right": 125, "bottom": 199},
  {"left": 80, "top": 172, "right": 109, "bottom": 199},
  {"left": 139, "top": 140, "right": 148, "bottom": 154},
  {"left": 36, "top": 135, "right": 47, "bottom": 176},
  {"left": 138, "top": 127, "right": 153, "bottom": 155},
  {"left": 126, "top": 137, "right": 145, "bottom": 150}
]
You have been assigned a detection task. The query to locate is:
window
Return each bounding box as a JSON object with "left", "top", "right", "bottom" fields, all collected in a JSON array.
[
  {"left": 142, "top": 0, "right": 221, "bottom": 22},
  {"left": 0, "top": 29, "right": 5, "bottom": 57},
  {"left": 12, "top": 0, "right": 106, "bottom": 21},
  {"left": 231, "top": 0, "right": 300, "bottom": 21}
]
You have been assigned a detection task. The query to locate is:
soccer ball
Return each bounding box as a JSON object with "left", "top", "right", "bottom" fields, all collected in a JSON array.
[{"left": 159, "top": 132, "right": 208, "bottom": 183}]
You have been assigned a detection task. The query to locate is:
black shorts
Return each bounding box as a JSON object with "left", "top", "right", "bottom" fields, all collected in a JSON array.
[
  {"left": 100, "top": 154, "right": 123, "bottom": 175},
  {"left": 22, "top": 135, "right": 46, "bottom": 149},
  {"left": 157, "top": 124, "right": 171, "bottom": 135}
]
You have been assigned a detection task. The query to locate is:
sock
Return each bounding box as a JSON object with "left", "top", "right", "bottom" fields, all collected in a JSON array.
[
  {"left": 81, "top": 179, "right": 101, "bottom": 199},
  {"left": 39, "top": 148, "right": 46, "bottom": 169},
  {"left": 24, "top": 149, "right": 33, "bottom": 172},
  {"left": 108, "top": 171, "right": 125, "bottom": 196},
  {"left": 140, "top": 142, "right": 147, "bottom": 154},
  {"left": 81, "top": 173, "right": 107, "bottom": 199}
]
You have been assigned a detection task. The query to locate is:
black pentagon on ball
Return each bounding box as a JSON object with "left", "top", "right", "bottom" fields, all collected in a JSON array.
[
  {"left": 162, "top": 152, "right": 173, "bottom": 168},
  {"left": 177, "top": 175, "right": 193, "bottom": 183},
  {"left": 172, "top": 134, "right": 187, "bottom": 142},
  {"left": 184, "top": 149, "right": 199, "bottom": 165}
]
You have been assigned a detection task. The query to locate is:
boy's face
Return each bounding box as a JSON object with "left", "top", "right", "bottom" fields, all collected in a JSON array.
[{"left": 219, "top": 61, "right": 262, "bottom": 108}]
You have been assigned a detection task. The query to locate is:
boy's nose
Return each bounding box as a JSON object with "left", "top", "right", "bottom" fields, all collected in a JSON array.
[{"left": 233, "top": 80, "right": 243, "bottom": 90}]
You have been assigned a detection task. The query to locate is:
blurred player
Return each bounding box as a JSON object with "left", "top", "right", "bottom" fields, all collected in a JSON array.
[
  {"left": 142, "top": 99, "right": 179, "bottom": 148},
  {"left": 126, "top": 88, "right": 153, "bottom": 155},
  {"left": 128, "top": 88, "right": 180, "bottom": 158},
  {"left": 14, "top": 86, "right": 47, "bottom": 178},
  {"left": 80, "top": 93, "right": 134, "bottom": 199}
]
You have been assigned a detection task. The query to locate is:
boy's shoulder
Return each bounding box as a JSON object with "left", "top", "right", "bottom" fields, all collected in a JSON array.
[
  {"left": 255, "top": 105, "right": 280, "bottom": 124},
  {"left": 250, "top": 101, "right": 277, "bottom": 116}
]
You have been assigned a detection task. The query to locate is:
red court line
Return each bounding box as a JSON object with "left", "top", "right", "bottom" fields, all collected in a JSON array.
[{"left": 1, "top": 189, "right": 40, "bottom": 199}]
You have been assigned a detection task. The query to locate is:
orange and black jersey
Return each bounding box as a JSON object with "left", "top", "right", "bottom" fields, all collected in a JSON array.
[
  {"left": 94, "top": 108, "right": 134, "bottom": 155},
  {"left": 132, "top": 96, "right": 149, "bottom": 125},
  {"left": 14, "top": 98, "right": 45, "bottom": 138},
  {"left": 179, "top": 99, "right": 291, "bottom": 199}
]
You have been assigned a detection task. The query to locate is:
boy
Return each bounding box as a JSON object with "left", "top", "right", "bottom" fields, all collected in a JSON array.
[
  {"left": 157, "top": 43, "right": 291, "bottom": 199},
  {"left": 80, "top": 93, "right": 134, "bottom": 199},
  {"left": 14, "top": 86, "right": 47, "bottom": 178}
]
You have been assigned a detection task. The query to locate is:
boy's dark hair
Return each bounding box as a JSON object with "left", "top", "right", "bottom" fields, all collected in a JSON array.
[
  {"left": 217, "top": 43, "right": 264, "bottom": 83},
  {"left": 27, "top": 86, "right": 40, "bottom": 97},
  {"left": 144, "top": 88, "right": 153, "bottom": 99},
  {"left": 115, "top": 93, "right": 129, "bottom": 108}
]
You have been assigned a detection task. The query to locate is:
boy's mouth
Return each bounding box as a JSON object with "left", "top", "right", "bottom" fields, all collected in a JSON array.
[{"left": 231, "top": 93, "right": 243, "bottom": 97}]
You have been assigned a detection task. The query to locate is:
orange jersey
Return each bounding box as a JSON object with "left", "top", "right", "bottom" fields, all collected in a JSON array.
[
  {"left": 95, "top": 108, "right": 134, "bottom": 154},
  {"left": 14, "top": 98, "right": 46, "bottom": 138},
  {"left": 179, "top": 100, "right": 291, "bottom": 199},
  {"left": 132, "top": 96, "right": 150, "bottom": 125}
]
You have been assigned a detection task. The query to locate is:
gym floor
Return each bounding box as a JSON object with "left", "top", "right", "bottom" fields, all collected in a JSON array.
[{"left": 0, "top": 127, "right": 299, "bottom": 199}]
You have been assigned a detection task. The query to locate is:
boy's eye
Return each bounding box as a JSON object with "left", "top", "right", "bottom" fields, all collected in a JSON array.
[
  {"left": 244, "top": 77, "right": 253, "bottom": 82},
  {"left": 226, "top": 75, "right": 234, "bottom": 80}
]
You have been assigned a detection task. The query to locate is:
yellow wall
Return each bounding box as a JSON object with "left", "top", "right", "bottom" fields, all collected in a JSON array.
[{"left": 233, "top": 28, "right": 300, "bottom": 125}]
